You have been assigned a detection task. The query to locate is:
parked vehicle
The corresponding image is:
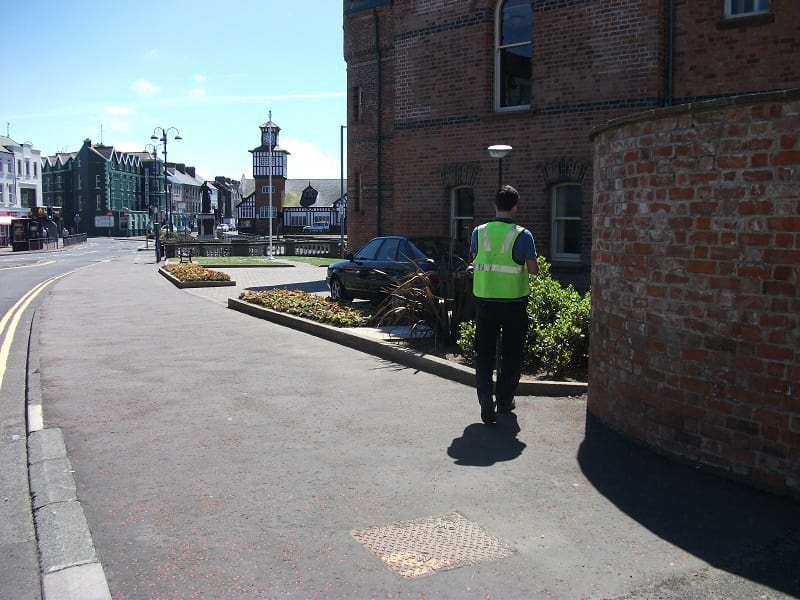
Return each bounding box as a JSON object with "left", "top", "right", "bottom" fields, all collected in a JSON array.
[
  {"left": 326, "top": 236, "right": 469, "bottom": 301},
  {"left": 303, "top": 221, "right": 330, "bottom": 233}
]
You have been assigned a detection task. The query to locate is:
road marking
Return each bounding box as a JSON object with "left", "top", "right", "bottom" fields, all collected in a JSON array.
[
  {"left": 0, "top": 259, "right": 112, "bottom": 395},
  {"left": 0, "top": 260, "right": 56, "bottom": 271},
  {"left": 28, "top": 404, "right": 43, "bottom": 432}
]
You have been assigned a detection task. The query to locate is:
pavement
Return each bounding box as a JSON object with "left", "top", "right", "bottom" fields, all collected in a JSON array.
[{"left": 20, "top": 251, "right": 800, "bottom": 598}]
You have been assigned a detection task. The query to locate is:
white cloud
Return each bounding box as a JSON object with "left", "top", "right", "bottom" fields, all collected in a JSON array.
[
  {"left": 282, "top": 138, "right": 341, "bottom": 179},
  {"left": 190, "top": 87, "right": 207, "bottom": 97},
  {"left": 131, "top": 79, "right": 161, "bottom": 98},
  {"left": 107, "top": 105, "right": 134, "bottom": 116},
  {"left": 109, "top": 118, "right": 130, "bottom": 133},
  {"left": 194, "top": 74, "right": 207, "bottom": 83},
  {"left": 111, "top": 140, "right": 141, "bottom": 152}
]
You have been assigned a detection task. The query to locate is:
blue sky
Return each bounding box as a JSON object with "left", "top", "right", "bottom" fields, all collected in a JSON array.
[{"left": 0, "top": 0, "right": 347, "bottom": 181}]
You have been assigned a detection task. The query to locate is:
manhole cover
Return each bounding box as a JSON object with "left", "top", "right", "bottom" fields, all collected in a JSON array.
[{"left": 352, "top": 512, "right": 514, "bottom": 578}]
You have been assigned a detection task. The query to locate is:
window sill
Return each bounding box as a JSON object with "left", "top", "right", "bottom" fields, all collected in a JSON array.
[
  {"left": 482, "top": 107, "right": 534, "bottom": 123},
  {"left": 717, "top": 12, "right": 774, "bottom": 29}
]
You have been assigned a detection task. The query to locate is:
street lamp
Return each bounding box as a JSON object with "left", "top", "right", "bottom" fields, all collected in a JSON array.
[
  {"left": 144, "top": 143, "right": 164, "bottom": 260},
  {"left": 487, "top": 144, "right": 512, "bottom": 189},
  {"left": 150, "top": 127, "right": 182, "bottom": 237}
]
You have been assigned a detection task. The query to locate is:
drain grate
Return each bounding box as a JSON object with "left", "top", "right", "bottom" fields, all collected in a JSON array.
[{"left": 352, "top": 512, "right": 514, "bottom": 578}]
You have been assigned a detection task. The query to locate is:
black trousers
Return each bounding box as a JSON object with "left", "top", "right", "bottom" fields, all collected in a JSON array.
[{"left": 475, "top": 299, "right": 529, "bottom": 405}]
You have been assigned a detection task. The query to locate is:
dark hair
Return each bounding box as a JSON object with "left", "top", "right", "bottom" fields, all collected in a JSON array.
[{"left": 495, "top": 185, "right": 520, "bottom": 211}]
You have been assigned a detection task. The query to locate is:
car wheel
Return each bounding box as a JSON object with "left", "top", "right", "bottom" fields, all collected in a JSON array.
[{"left": 330, "top": 277, "right": 352, "bottom": 302}]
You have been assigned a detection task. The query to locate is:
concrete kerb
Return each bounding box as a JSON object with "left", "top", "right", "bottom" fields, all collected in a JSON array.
[
  {"left": 227, "top": 298, "right": 588, "bottom": 397},
  {"left": 158, "top": 266, "right": 237, "bottom": 288},
  {"left": 26, "top": 303, "right": 111, "bottom": 600}
]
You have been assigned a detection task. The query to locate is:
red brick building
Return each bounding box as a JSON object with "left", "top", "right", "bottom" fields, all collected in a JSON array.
[{"left": 343, "top": 0, "right": 799, "bottom": 289}]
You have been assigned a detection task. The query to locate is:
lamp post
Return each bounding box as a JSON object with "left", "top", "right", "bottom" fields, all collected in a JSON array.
[
  {"left": 145, "top": 142, "right": 164, "bottom": 261},
  {"left": 340, "top": 124, "right": 347, "bottom": 257},
  {"left": 150, "top": 127, "right": 182, "bottom": 237},
  {"left": 487, "top": 145, "right": 512, "bottom": 190},
  {"left": 267, "top": 115, "right": 274, "bottom": 260}
]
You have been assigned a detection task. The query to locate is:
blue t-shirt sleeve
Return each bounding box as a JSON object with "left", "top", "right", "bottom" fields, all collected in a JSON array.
[{"left": 512, "top": 229, "right": 537, "bottom": 264}]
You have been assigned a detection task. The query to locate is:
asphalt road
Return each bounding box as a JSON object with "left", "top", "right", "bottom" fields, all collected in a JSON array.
[
  {"left": 32, "top": 254, "right": 800, "bottom": 599},
  {"left": 0, "top": 238, "right": 145, "bottom": 317},
  {"left": 0, "top": 238, "right": 144, "bottom": 600}
]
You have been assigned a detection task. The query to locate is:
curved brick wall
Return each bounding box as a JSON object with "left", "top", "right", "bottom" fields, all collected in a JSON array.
[{"left": 589, "top": 90, "right": 800, "bottom": 497}]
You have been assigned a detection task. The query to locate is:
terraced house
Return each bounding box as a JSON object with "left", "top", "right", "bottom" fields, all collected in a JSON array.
[
  {"left": 343, "top": 0, "right": 800, "bottom": 290},
  {"left": 42, "top": 139, "right": 158, "bottom": 236}
]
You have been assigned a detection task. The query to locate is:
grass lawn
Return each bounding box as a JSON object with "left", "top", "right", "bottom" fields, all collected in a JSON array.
[
  {"left": 168, "top": 257, "right": 290, "bottom": 267},
  {"left": 282, "top": 256, "right": 340, "bottom": 267}
]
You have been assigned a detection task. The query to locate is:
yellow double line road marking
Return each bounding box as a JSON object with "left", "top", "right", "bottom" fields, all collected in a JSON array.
[{"left": 0, "top": 259, "right": 111, "bottom": 394}]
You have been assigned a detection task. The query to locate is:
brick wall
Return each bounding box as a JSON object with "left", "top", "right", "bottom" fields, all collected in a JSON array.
[
  {"left": 673, "top": 0, "right": 800, "bottom": 102},
  {"left": 344, "top": 0, "right": 669, "bottom": 289},
  {"left": 589, "top": 90, "right": 800, "bottom": 497}
]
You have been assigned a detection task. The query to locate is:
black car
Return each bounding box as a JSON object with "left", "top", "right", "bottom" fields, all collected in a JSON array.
[{"left": 326, "top": 236, "right": 469, "bottom": 301}]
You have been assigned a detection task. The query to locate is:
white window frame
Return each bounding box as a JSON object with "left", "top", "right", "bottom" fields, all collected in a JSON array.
[
  {"left": 261, "top": 185, "right": 275, "bottom": 194},
  {"left": 240, "top": 201, "right": 254, "bottom": 219},
  {"left": 725, "top": 0, "right": 770, "bottom": 18},
  {"left": 495, "top": 0, "right": 532, "bottom": 112},
  {"left": 551, "top": 183, "right": 582, "bottom": 263},
  {"left": 259, "top": 206, "right": 277, "bottom": 219}
]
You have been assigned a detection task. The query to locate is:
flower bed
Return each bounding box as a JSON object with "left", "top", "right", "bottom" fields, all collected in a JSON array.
[
  {"left": 163, "top": 263, "right": 231, "bottom": 282},
  {"left": 239, "top": 290, "right": 371, "bottom": 327}
]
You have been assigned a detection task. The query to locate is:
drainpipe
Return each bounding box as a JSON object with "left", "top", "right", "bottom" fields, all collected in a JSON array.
[
  {"left": 374, "top": 8, "right": 383, "bottom": 236},
  {"left": 665, "top": 0, "right": 675, "bottom": 106}
]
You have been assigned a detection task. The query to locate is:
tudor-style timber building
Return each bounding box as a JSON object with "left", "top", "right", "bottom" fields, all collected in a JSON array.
[{"left": 246, "top": 117, "right": 290, "bottom": 235}]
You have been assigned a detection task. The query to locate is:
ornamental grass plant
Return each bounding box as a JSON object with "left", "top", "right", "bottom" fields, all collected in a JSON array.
[{"left": 163, "top": 263, "right": 231, "bottom": 282}]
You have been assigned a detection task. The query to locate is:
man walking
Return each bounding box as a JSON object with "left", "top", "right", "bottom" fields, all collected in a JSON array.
[{"left": 471, "top": 185, "right": 538, "bottom": 425}]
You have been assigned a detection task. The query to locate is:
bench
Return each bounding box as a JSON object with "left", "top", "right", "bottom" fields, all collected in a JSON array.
[{"left": 177, "top": 247, "right": 194, "bottom": 264}]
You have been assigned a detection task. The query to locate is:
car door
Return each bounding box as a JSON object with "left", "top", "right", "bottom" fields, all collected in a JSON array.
[
  {"left": 368, "top": 237, "right": 402, "bottom": 295},
  {"left": 341, "top": 238, "right": 384, "bottom": 294}
]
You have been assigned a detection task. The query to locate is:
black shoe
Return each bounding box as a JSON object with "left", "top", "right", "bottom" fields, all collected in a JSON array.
[
  {"left": 479, "top": 394, "right": 496, "bottom": 425},
  {"left": 497, "top": 398, "right": 516, "bottom": 414}
]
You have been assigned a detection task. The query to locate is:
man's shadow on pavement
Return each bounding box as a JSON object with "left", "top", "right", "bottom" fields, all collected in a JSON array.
[{"left": 447, "top": 414, "right": 526, "bottom": 466}]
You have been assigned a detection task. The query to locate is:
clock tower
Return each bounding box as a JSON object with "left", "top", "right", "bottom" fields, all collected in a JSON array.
[{"left": 249, "top": 113, "right": 290, "bottom": 235}]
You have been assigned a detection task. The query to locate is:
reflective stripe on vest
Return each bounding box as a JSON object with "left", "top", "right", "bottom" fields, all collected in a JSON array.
[{"left": 473, "top": 263, "right": 524, "bottom": 274}]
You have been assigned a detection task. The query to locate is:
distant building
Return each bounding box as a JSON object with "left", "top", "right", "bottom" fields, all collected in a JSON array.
[
  {"left": 0, "top": 136, "right": 42, "bottom": 216},
  {"left": 166, "top": 163, "right": 204, "bottom": 229},
  {"left": 244, "top": 117, "right": 289, "bottom": 235},
  {"left": 41, "top": 139, "right": 155, "bottom": 236},
  {"left": 282, "top": 179, "right": 347, "bottom": 234},
  {"left": 213, "top": 176, "right": 241, "bottom": 227},
  {"left": 237, "top": 118, "right": 347, "bottom": 235}
]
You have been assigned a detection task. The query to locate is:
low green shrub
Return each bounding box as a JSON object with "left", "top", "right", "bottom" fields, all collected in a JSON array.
[
  {"left": 240, "top": 290, "right": 371, "bottom": 327},
  {"left": 163, "top": 264, "right": 230, "bottom": 282},
  {"left": 457, "top": 257, "right": 590, "bottom": 376}
]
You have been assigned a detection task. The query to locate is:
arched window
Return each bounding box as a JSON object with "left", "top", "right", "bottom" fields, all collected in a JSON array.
[
  {"left": 450, "top": 186, "right": 475, "bottom": 247},
  {"left": 551, "top": 183, "right": 582, "bottom": 261},
  {"left": 496, "top": 0, "right": 532, "bottom": 110}
]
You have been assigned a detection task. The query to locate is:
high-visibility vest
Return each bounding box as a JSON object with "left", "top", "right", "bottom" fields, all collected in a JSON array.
[{"left": 472, "top": 221, "right": 529, "bottom": 299}]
